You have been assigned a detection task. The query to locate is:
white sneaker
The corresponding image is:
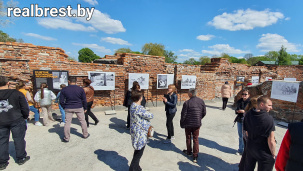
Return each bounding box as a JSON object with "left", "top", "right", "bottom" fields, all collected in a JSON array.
[
  {"left": 171, "top": 136, "right": 175, "bottom": 140},
  {"left": 59, "top": 122, "right": 65, "bottom": 126},
  {"left": 163, "top": 139, "right": 171, "bottom": 144},
  {"left": 35, "top": 122, "right": 43, "bottom": 126}
]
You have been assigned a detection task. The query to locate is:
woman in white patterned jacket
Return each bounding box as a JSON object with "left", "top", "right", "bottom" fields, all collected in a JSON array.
[{"left": 129, "top": 90, "right": 153, "bottom": 171}]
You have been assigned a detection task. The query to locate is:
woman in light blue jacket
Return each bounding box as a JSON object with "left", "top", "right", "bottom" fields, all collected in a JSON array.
[
  {"left": 34, "top": 83, "right": 56, "bottom": 126},
  {"left": 129, "top": 90, "right": 153, "bottom": 171}
]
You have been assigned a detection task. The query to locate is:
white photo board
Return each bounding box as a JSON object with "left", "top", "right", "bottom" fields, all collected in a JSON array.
[
  {"left": 271, "top": 81, "right": 300, "bottom": 103},
  {"left": 88, "top": 72, "right": 115, "bottom": 90},
  {"left": 181, "top": 75, "right": 196, "bottom": 89},
  {"left": 251, "top": 76, "right": 260, "bottom": 85},
  {"left": 157, "top": 74, "right": 174, "bottom": 89},
  {"left": 129, "top": 73, "right": 149, "bottom": 90},
  {"left": 284, "top": 78, "right": 296, "bottom": 81}
]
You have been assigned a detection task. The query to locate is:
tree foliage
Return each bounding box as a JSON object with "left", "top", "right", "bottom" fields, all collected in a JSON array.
[
  {"left": 164, "top": 50, "right": 177, "bottom": 63},
  {"left": 278, "top": 46, "right": 291, "bottom": 65},
  {"left": 78, "top": 48, "right": 100, "bottom": 63},
  {"left": 199, "top": 56, "right": 211, "bottom": 65},
  {"left": 115, "top": 47, "right": 132, "bottom": 53},
  {"left": 142, "top": 43, "right": 165, "bottom": 56},
  {"left": 183, "top": 58, "right": 200, "bottom": 65}
]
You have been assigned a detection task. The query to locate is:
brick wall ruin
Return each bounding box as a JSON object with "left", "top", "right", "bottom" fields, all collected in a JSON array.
[{"left": 1, "top": 42, "right": 303, "bottom": 122}]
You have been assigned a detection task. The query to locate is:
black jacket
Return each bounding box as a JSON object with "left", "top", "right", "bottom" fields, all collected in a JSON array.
[
  {"left": 123, "top": 90, "right": 146, "bottom": 107},
  {"left": 180, "top": 96, "right": 206, "bottom": 128},
  {"left": 235, "top": 98, "right": 251, "bottom": 123},
  {"left": 286, "top": 122, "right": 303, "bottom": 171},
  {"left": 164, "top": 93, "right": 177, "bottom": 114},
  {"left": 0, "top": 89, "right": 29, "bottom": 125}
]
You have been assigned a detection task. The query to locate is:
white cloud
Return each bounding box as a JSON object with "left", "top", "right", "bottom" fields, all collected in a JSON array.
[
  {"left": 208, "top": 9, "right": 284, "bottom": 31},
  {"left": 202, "top": 44, "right": 250, "bottom": 56},
  {"left": 101, "top": 37, "right": 132, "bottom": 45},
  {"left": 83, "top": 0, "right": 98, "bottom": 5},
  {"left": 179, "top": 49, "right": 195, "bottom": 53},
  {"left": 196, "top": 34, "right": 215, "bottom": 41},
  {"left": 37, "top": 9, "right": 125, "bottom": 34},
  {"left": 24, "top": 33, "right": 57, "bottom": 41},
  {"left": 37, "top": 18, "right": 95, "bottom": 32},
  {"left": 72, "top": 43, "right": 112, "bottom": 54},
  {"left": 285, "top": 17, "right": 291, "bottom": 21},
  {"left": 256, "top": 33, "right": 300, "bottom": 52},
  {"left": 177, "top": 49, "right": 202, "bottom": 62},
  {"left": 75, "top": 9, "right": 126, "bottom": 34}
]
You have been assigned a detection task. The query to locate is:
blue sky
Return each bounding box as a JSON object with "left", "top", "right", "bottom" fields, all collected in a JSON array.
[{"left": 2, "top": 0, "right": 303, "bottom": 62}]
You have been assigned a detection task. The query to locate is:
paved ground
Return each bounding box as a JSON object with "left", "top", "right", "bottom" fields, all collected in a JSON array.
[{"left": 5, "top": 100, "right": 287, "bottom": 171}]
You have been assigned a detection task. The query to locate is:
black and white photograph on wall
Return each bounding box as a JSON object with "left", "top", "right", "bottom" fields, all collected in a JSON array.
[
  {"left": 88, "top": 72, "right": 115, "bottom": 90},
  {"left": 129, "top": 73, "right": 149, "bottom": 89},
  {"left": 181, "top": 75, "right": 196, "bottom": 89},
  {"left": 157, "top": 74, "right": 174, "bottom": 89},
  {"left": 236, "top": 76, "right": 245, "bottom": 86},
  {"left": 271, "top": 81, "right": 300, "bottom": 103},
  {"left": 52, "top": 71, "right": 68, "bottom": 89},
  {"left": 251, "top": 76, "right": 260, "bottom": 85}
]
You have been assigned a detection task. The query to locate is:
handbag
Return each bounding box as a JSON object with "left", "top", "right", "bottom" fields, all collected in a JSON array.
[{"left": 147, "top": 126, "right": 154, "bottom": 137}]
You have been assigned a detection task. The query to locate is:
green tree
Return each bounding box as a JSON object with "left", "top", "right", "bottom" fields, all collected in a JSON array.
[
  {"left": 78, "top": 48, "right": 100, "bottom": 63},
  {"left": 246, "top": 56, "right": 272, "bottom": 66},
  {"left": 0, "top": 30, "right": 16, "bottom": 42},
  {"left": 164, "top": 50, "right": 177, "bottom": 63},
  {"left": 278, "top": 46, "right": 291, "bottom": 65},
  {"left": 142, "top": 43, "right": 165, "bottom": 56},
  {"left": 199, "top": 56, "right": 211, "bottom": 65},
  {"left": 265, "top": 51, "right": 279, "bottom": 61},
  {"left": 115, "top": 47, "right": 132, "bottom": 53},
  {"left": 183, "top": 58, "right": 199, "bottom": 65}
]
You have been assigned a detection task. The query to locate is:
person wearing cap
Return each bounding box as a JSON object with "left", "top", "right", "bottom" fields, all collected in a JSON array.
[{"left": 221, "top": 81, "right": 232, "bottom": 110}]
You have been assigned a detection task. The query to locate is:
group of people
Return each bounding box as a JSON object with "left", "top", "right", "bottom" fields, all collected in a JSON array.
[
  {"left": 0, "top": 76, "right": 99, "bottom": 170},
  {"left": 124, "top": 81, "right": 207, "bottom": 170},
  {"left": 222, "top": 81, "right": 303, "bottom": 171}
]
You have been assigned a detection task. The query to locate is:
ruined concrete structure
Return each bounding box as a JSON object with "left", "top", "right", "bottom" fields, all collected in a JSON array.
[{"left": 1, "top": 42, "right": 302, "bottom": 122}]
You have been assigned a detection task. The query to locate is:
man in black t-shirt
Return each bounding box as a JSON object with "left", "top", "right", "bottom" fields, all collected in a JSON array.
[{"left": 243, "top": 96, "right": 276, "bottom": 171}]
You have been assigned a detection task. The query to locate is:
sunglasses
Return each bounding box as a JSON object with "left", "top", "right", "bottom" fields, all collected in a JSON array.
[{"left": 242, "top": 94, "right": 248, "bottom": 95}]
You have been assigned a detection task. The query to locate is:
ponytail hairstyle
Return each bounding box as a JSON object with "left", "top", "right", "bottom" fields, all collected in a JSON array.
[
  {"left": 40, "top": 83, "right": 48, "bottom": 99},
  {"left": 16, "top": 81, "right": 26, "bottom": 91}
]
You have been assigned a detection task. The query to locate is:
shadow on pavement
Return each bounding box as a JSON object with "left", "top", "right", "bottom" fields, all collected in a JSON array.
[
  {"left": 94, "top": 149, "right": 129, "bottom": 171},
  {"left": 108, "top": 117, "right": 129, "bottom": 134},
  {"left": 199, "top": 137, "right": 237, "bottom": 154},
  {"left": 178, "top": 152, "right": 239, "bottom": 171},
  {"left": 147, "top": 132, "right": 182, "bottom": 153},
  {"left": 48, "top": 121, "right": 83, "bottom": 139}
]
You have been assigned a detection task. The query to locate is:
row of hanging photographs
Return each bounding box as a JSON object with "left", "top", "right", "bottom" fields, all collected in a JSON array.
[
  {"left": 33, "top": 70, "right": 300, "bottom": 103},
  {"left": 88, "top": 72, "right": 196, "bottom": 90}
]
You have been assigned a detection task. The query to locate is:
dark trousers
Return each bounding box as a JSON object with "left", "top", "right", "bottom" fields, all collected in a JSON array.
[
  {"left": 185, "top": 127, "right": 200, "bottom": 158},
  {"left": 238, "top": 139, "right": 247, "bottom": 171},
  {"left": 222, "top": 98, "right": 228, "bottom": 110},
  {"left": 127, "top": 106, "right": 131, "bottom": 128},
  {"left": 244, "top": 146, "right": 275, "bottom": 171},
  {"left": 85, "top": 101, "right": 98, "bottom": 127},
  {"left": 166, "top": 112, "right": 175, "bottom": 139},
  {"left": 129, "top": 146, "right": 145, "bottom": 171},
  {"left": 0, "top": 119, "right": 27, "bottom": 164}
]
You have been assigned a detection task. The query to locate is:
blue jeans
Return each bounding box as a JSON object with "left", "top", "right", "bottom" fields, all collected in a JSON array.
[
  {"left": 29, "top": 105, "right": 40, "bottom": 122},
  {"left": 237, "top": 122, "right": 244, "bottom": 153},
  {"left": 59, "top": 104, "right": 65, "bottom": 123}
]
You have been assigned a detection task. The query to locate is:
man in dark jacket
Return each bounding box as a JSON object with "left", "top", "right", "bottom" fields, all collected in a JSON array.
[
  {"left": 60, "top": 77, "right": 89, "bottom": 142},
  {"left": 243, "top": 96, "right": 276, "bottom": 171},
  {"left": 0, "top": 76, "right": 30, "bottom": 170},
  {"left": 180, "top": 88, "right": 206, "bottom": 163}
]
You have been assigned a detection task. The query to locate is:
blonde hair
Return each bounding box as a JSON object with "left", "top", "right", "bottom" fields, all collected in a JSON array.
[{"left": 168, "top": 84, "right": 177, "bottom": 93}]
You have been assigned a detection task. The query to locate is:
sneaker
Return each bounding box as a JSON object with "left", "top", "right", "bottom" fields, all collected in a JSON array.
[
  {"left": 193, "top": 157, "right": 197, "bottom": 163},
  {"left": 236, "top": 152, "right": 243, "bottom": 156},
  {"left": 17, "top": 156, "right": 30, "bottom": 165},
  {"left": 171, "top": 136, "right": 175, "bottom": 140},
  {"left": 35, "top": 122, "right": 43, "bottom": 126},
  {"left": 163, "top": 139, "right": 171, "bottom": 144},
  {"left": 182, "top": 150, "right": 193, "bottom": 156},
  {"left": 59, "top": 122, "right": 65, "bottom": 126},
  {"left": 0, "top": 162, "right": 8, "bottom": 170}
]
